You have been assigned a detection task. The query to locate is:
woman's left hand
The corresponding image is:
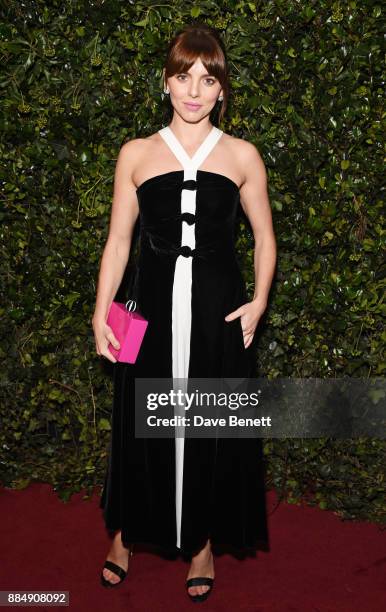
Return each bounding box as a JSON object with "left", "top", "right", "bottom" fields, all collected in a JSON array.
[{"left": 224, "top": 299, "right": 267, "bottom": 349}]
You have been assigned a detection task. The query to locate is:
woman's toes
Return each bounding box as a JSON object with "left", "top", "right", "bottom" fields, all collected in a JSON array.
[
  {"left": 103, "top": 569, "right": 119, "bottom": 584},
  {"left": 188, "top": 586, "right": 202, "bottom": 596},
  {"left": 188, "top": 583, "right": 210, "bottom": 596},
  {"left": 188, "top": 586, "right": 196, "bottom": 596}
]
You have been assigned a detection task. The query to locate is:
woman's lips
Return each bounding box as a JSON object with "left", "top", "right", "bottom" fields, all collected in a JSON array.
[{"left": 184, "top": 102, "right": 202, "bottom": 111}]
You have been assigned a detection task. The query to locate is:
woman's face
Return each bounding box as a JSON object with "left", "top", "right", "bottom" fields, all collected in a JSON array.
[{"left": 164, "top": 57, "right": 223, "bottom": 122}]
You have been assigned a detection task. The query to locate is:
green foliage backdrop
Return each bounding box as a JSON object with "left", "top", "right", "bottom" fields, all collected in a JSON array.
[{"left": 1, "top": 1, "right": 384, "bottom": 523}]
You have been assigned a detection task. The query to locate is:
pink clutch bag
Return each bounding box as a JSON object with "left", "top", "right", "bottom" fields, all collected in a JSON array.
[{"left": 106, "top": 299, "right": 148, "bottom": 364}]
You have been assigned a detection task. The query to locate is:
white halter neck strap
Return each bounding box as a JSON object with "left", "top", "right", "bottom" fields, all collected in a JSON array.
[{"left": 158, "top": 125, "right": 223, "bottom": 171}]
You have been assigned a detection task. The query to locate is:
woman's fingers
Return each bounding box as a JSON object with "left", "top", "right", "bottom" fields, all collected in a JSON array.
[
  {"left": 100, "top": 348, "right": 118, "bottom": 363},
  {"left": 244, "top": 335, "right": 254, "bottom": 349},
  {"left": 224, "top": 305, "right": 245, "bottom": 321},
  {"left": 106, "top": 329, "right": 120, "bottom": 350},
  {"left": 242, "top": 330, "right": 254, "bottom": 348},
  {"left": 99, "top": 328, "right": 119, "bottom": 362},
  {"left": 93, "top": 322, "right": 120, "bottom": 363}
]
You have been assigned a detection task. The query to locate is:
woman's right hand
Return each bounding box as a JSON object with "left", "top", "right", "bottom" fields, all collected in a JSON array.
[{"left": 92, "top": 315, "right": 120, "bottom": 363}]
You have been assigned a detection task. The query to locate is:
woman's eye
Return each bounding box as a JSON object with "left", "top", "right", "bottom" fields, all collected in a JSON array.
[{"left": 176, "top": 75, "right": 216, "bottom": 85}]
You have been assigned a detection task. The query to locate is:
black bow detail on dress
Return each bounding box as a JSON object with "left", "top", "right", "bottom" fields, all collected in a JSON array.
[
  {"left": 147, "top": 234, "right": 216, "bottom": 259},
  {"left": 181, "top": 180, "right": 197, "bottom": 191},
  {"left": 179, "top": 212, "right": 196, "bottom": 225},
  {"left": 175, "top": 244, "right": 216, "bottom": 258},
  {"left": 178, "top": 245, "right": 195, "bottom": 257}
]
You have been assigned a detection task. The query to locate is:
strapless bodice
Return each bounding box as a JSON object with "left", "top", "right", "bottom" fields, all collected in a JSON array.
[{"left": 136, "top": 170, "right": 241, "bottom": 262}]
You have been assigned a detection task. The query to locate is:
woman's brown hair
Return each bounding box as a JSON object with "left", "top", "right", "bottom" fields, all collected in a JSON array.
[{"left": 163, "top": 22, "right": 230, "bottom": 125}]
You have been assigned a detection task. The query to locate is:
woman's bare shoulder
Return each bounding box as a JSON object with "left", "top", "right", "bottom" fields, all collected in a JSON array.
[
  {"left": 115, "top": 133, "right": 162, "bottom": 180},
  {"left": 118, "top": 133, "right": 159, "bottom": 155},
  {"left": 222, "top": 131, "right": 262, "bottom": 159},
  {"left": 223, "top": 132, "right": 267, "bottom": 179}
]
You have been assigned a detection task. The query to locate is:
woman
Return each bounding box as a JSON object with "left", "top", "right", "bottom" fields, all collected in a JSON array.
[{"left": 92, "top": 23, "right": 276, "bottom": 603}]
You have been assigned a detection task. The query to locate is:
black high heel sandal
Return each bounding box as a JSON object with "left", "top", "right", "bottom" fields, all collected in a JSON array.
[
  {"left": 100, "top": 544, "right": 134, "bottom": 588},
  {"left": 186, "top": 577, "right": 215, "bottom": 602}
]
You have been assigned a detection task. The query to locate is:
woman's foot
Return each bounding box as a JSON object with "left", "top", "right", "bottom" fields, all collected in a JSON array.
[
  {"left": 186, "top": 539, "right": 215, "bottom": 597},
  {"left": 102, "top": 530, "right": 132, "bottom": 585}
]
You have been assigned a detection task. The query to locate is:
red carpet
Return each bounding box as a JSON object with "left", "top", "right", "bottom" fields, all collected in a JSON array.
[{"left": 0, "top": 482, "right": 384, "bottom": 611}]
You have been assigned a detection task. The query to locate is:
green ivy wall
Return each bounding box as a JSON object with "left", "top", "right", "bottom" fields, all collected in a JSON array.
[{"left": 0, "top": 1, "right": 384, "bottom": 522}]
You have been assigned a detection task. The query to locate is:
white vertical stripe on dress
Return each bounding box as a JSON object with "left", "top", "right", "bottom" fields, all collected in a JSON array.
[{"left": 158, "top": 125, "right": 223, "bottom": 549}]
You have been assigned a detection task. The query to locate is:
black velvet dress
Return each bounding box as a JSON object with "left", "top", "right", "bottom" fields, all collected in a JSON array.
[{"left": 99, "top": 125, "right": 269, "bottom": 557}]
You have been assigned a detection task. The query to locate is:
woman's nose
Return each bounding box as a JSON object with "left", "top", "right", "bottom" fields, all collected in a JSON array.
[{"left": 188, "top": 82, "right": 200, "bottom": 97}]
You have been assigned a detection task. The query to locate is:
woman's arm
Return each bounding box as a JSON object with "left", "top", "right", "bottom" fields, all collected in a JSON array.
[
  {"left": 240, "top": 141, "right": 277, "bottom": 310},
  {"left": 225, "top": 141, "right": 277, "bottom": 349},
  {"left": 92, "top": 140, "right": 140, "bottom": 361}
]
